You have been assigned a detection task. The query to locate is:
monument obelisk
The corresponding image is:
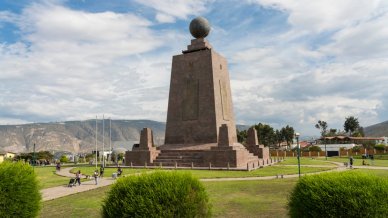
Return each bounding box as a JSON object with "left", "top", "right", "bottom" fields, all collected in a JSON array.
[
  {"left": 164, "top": 17, "right": 237, "bottom": 146},
  {"left": 126, "top": 17, "right": 268, "bottom": 168}
]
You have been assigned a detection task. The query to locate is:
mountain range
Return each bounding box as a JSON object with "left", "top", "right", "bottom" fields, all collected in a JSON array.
[
  {"left": 0, "top": 119, "right": 386, "bottom": 154},
  {"left": 364, "top": 120, "right": 388, "bottom": 137},
  {"left": 0, "top": 120, "right": 165, "bottom": 153}
]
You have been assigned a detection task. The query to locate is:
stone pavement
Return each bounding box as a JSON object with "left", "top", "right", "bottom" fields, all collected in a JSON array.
[
  {"left": 41, "top": 163, "right": 387, "bottom": 201},
  {"left": 41, "top": 168, "right": 116, "bottom": 201}
]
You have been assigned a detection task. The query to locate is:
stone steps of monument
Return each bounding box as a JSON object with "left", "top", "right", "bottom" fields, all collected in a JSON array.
[
  {"left": 153, "top": 149, "right": 205, "bottom": 167},
  {"left": 154, "top": 158, "right": 202, "bottom": 163},
  {"left": 152, "top": 162, "right": 207, "bottom": 167},
  {"left": 156, "top": 154, "right": 203, "bottom": 159}
]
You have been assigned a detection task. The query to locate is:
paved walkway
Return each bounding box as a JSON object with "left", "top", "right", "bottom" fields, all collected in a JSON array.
[
  {"left": 41, "top": 162, "right": 388, "bottom": 201},
  {"left": 41, "top": 168, "right": 116, "bottom": 201}
]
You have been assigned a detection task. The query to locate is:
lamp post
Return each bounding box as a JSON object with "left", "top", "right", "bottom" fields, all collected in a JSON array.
[
  {"left": 295, "top": 133, "right": 301, "bottom": 177},
  {"left": 324, "top": 138, "right": 327, "bottom": 160},
  {"left": 33, "top": 143, "right": 36, "bottom": 171}
]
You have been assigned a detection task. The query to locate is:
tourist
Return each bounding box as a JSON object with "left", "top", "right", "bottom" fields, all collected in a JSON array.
[
  {"left": 349, "top": 156, "right": 354, "bottom": 168},
  {"left": 117, "top": 166, "right": 123, "bottom": 177},
  {"left": 100, "top": 166, "right": 104, "bottom": 178},
  {"left": 75, "top": 170, "right": 81, "bottom": 186},
  {"left": 94, "top": 170, "right": 99, "bottom": 185}
]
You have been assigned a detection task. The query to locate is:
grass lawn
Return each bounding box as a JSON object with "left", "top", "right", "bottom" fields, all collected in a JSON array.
[
  {"left": 40, "top": 178, "right": 297, "bottom": 218},
  {"left": 40, "top": 185, "right": 110, "bottom": 218},
  {"left": 69, "top": 166, "right": 151, "bottom": 177},
  {"left": 320, "top": 157, "right": 388, "bottom": 167},
  {"left": 275, "top": 157, "right": 336, "bottom": 166},
  {"left": 33, "top": 164, "right": 333, "bottom": 189},
  {"left": 175, "top": 166, "right": 334, "bottom": 178},
  {"left": 69, "top": 165, "right": 334, "bottom": 179},
  {"left": 34, "top": 166, "right": 70, "bottom": 189},
  {"left": 40, "top": 169, "right": 388, "bottom": 218},
  {"left": 206, "top": 179, "right": 297, "bottom": 218},
  {"left": 351, "top": 168, "right": 388, "bottom": 178}
]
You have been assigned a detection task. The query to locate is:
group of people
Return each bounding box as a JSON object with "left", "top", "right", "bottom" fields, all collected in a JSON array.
[
  {"left": 349, "top": 155, "right": 376, "bottom": 168},
  {"left": 69, "top": 166, "right": 124, "bottom": 186}
]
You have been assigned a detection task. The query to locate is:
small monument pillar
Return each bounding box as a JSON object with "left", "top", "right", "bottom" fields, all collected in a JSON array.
[
  {"left": 125, "top": 128, "right": 160, "bottom": 165},
  {"left": 244, "top": 127, "right": 270, "bottom": 161},
  {"left": 246, "top": 127, "right": 258, "bottom": 146},
  {"left": 140, "top": 128, "right": 154, "bottom": 149},
  {"left": 218, "top": 124, "right": 233, "bottom": 147}
]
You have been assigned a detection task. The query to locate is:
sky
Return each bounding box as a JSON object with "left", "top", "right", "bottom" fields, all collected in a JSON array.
[{"left": 0, "top": 0, "right": 388, "bottom": 137}]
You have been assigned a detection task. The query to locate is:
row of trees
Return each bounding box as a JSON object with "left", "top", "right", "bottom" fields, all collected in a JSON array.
[
  {"left": 237, "top": 123, "right": 295, "bottom": 147},
  {"left": 315, "top": 116, "right": 364, "bottom": 137}
]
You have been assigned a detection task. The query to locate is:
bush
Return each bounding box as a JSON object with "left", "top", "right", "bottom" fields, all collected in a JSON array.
[
  {"left": 60, "top": 155, "right": 68, "bottom": 163},
  {"left": 0, "top": 161, "right": 41, "bottom": 217},
  {"left": 308, "top": 145, "right": 321, "bottom": 152},
  {"left": 352, "top": 145, "right": 362, "bottom": 152},
  {"left": 102, "top": 171, "right": 211, "bottom": 218},
  {"left": 288, "top": 171, "right": 388, "bottom": 218},
  {"left": 374, "top": 144, "right": 386, "bottom": 151}
]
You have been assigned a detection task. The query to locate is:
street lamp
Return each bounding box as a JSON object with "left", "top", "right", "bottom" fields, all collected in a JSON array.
[
  {"left": 324, "top": 138, "right": 327, "bottom": 160},
  {"left": 33, "top": 143, "right": 36, "bottom": 171},
  {"left": 295, "top": 132, "right": 301, "bottom": 177}
]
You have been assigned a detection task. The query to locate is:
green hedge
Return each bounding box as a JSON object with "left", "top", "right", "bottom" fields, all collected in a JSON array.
[
  {"left": 0, "top": 161, "right": 41, "bottom": 218},
  {"left": 288, "top": 171, "right": 388, "bottom": 218},
  {"left": 102, "top": 171, "right": 211, "bottom": 218}
]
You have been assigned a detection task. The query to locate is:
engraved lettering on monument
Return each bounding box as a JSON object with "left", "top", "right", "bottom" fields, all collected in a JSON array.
[{"left": 182, "top": 78, "right": 199, "bottom": 120}]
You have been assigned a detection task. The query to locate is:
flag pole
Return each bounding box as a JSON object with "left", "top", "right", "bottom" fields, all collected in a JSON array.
[
  {"left": 95, "top": 116, "right": 98, "bottom": 169},
  {"left": 109, "top": 117, "right": 112, "bottom": 163},
  {"left": 102, "top": 114, "right": 105, "bottom": 168}
]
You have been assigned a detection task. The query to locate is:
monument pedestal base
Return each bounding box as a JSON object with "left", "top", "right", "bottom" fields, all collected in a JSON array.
[
  {"left": 125, "top": 148, "right": 160, "bottom": 166},
  {"left": 244, "top": 145, "right": 270, "bottom": 160},
  {"left": 203, "top": 143, "right": 258, "bottom": 168}
]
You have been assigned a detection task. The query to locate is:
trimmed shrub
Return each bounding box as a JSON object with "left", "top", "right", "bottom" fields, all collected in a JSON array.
[
  {"left": 102, "top": 171, "right": 212, "bottom": 218},
  {"left": 0, "top": 161, "right": 41, "bottom": 217},
  {"left": 308, "top": 145, "right": 322, "bottom": 152},
  {"left": 60, "top": 155, "right": 68, "bottom": 163},
  {"left": 352, "top": 145, "right": 362, "bottom": 152},
  {"left": 374, "top": 144, "right": 386, "bottom": 151},
  {"left": 288, "top": 171, "right": 388, "bottom": 218}
]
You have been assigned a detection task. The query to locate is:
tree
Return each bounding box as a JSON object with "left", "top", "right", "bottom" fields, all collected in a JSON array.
[
  {"left": 275, "top": 130, "right": 283, "bottom": 147},
  {"left": 315, "top": 120, "right": 328, "bottom": 137},
  {"left": 344, "top": 116, "right": 360, "bottom": 136},
  {"left": 254, "top": 123, "right": 276, "bottom": 147},
  {"left": 326, "top": 128, "right": 338, "bottom": 136},
  {"left": 237, "top": 129, "right": 247, "bottom": 143},
  {"left": 281, "top": 125, "right": 295, "bottom": 147}
]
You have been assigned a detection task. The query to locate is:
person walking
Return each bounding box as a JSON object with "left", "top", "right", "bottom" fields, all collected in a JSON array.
[
  {"left": 100, "top": 166, "right": 104, "bottom": 178},
  {"left": 117, "top": 166, "right": 123, "bottom": 177},
  {"left": 93, "top": 170, "right": 99, "bottom": 185},
  {"left": 349, "top": 156, "right": 354, "bottom": 169},
  {"left": 75, "top": 170, "right": 81, "bottom": 186}
]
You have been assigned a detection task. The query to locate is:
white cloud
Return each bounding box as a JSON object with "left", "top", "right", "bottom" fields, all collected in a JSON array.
[
  {"left": 155, "top": 13, "right": 175, "bottom": 23},
  {"left": 135, "top": 0, "right": 208, "bottom": 23},
  {"left": 1, "top": 0, "right": 388, "bottom": 138},
  {"left": 0, "top": 2, "right": 179, "bottom": 124},
  {"left": 250, "top": 0, "right": 384, "bottom": 33}
]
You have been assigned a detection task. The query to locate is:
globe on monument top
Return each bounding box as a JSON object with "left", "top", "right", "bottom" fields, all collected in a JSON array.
[{"left": 189, "top": 16, "right": 211, "bottom": 39}]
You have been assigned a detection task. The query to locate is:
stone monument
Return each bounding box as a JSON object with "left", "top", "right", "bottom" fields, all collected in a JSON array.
[
  {"left": 126, "top": 17, "right": 270, "bottom": 168},
  {"left": 164, "top": 16, "right": 237, "bottom": 145}
]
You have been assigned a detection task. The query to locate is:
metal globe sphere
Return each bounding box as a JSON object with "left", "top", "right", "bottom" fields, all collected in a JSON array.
[{"left": 189, "top": 16, "right": 211, "bottom": 38}]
